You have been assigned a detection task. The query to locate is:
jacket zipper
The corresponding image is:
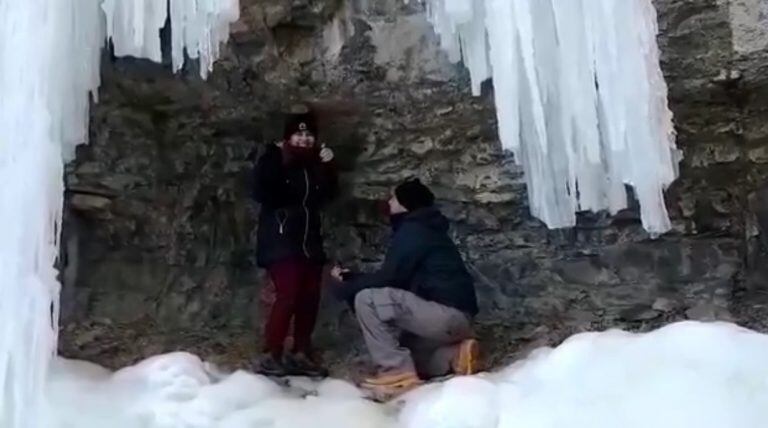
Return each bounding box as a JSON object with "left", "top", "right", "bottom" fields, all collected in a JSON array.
[
  {"left": 302, "top": 169, "right": 310, "bottom": 258},
  {"left": 276, "top": 211, "right": 287, "bottom": 234}
]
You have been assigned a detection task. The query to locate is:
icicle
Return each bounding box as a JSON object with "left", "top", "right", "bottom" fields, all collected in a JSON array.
[
  {"left": 458, "top": 1, "right": 490, "bottom": 96},
  {"left": 168, "top": 0, "right": 240, "bottom": 79},
  {"left": 100, "top": 0, "right": 240, "bottom": 79},
  {"left": 483, "top": 0, "right": 520, "bottom": 153},
  {"left": 102, "top": 0, "right": 167, "bottom": 63},
  {"left": 57, "top": 0, "right": 105, "bottom": 162},
  {"left": 416, "top": 0, "right": 679, "bottom": 235}
]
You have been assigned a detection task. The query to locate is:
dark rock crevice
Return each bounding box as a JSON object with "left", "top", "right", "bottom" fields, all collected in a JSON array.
[{"left": 59, "top": 0, "right": 768, "bottom": 370}]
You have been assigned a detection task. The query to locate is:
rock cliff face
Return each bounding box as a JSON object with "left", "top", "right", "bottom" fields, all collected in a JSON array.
[{"left": 59, "top": 0, "right": 768, "bottom": 368}]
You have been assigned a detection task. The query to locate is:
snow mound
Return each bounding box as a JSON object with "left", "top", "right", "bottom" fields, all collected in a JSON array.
[{"left": 46, "top": 322, "right": 768, "bottom": 428}]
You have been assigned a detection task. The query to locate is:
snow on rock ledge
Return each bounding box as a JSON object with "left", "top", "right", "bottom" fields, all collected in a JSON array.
[
  {"left": 416, "top": 0, "right": 681, "bottom": 236},
  {"left": 46, "top": 322, "right": 768, "bottom": 428}
]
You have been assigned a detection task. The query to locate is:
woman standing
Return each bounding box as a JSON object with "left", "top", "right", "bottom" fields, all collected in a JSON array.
[{"left": 252, "top": 111, "right": 337, "bottom": 377}]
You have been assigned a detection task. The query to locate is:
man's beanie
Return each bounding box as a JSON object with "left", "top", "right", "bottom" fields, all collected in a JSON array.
[
  {"left": 395, "top": 179, "right": 435, "bottom": 211},
  {"left": 283, "top": 111, "right": 319, "bottom": 140}
]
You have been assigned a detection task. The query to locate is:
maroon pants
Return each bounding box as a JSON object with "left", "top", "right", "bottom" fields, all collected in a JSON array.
[{"left": 264, "top": 258, "right": 322, "bottom": 356}]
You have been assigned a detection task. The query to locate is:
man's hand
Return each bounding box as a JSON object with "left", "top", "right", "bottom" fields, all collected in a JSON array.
[
  {"left": 330, "top": 265, "right": 350, "bottom": 282},
  {"left": 319, "top": 143, "right": 334, "bottom": 163}
]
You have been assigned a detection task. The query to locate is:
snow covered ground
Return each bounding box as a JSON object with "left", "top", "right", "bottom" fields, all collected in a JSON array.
[{"left": 45, "top": 321, "right": 768, "bottom": 428}]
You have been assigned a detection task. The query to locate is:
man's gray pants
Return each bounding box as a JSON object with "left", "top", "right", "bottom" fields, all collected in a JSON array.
[{"left": 354, "top": 287, "right": 473, "bottom": 378}]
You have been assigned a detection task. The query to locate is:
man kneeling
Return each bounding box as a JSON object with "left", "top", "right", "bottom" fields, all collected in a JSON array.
[{"left": 331, "top": 179, "right": 480, "bottom": 399}]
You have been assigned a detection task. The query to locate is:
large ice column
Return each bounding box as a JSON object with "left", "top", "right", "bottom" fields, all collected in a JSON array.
[
  {"left": 0, "top": 0, "right": 240, "bottom": 426},
  {"left": 419, "top": 0, "right": 679, "bottom": 235},
  {"left": 0, "top": 0, "right": 104, "bottom": 427}
]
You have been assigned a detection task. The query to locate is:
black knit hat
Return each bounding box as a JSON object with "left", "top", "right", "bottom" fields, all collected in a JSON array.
[
  {"left": 283, "top": 112, "right": 319, "bottom": 140},
  {"left": 395, "top": 179, "right": 435, "bottom": 211}
]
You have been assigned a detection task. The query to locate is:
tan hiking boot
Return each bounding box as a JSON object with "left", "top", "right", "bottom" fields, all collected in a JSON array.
[
  {"left": 452, "top": 338, "right": 481, "bottom": 376},
  {"left": 361, "top": 370, "right": 420, "bottom": 386},
  {"left": 360, "top": 370, "right": 423, "bottom": 401}
]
